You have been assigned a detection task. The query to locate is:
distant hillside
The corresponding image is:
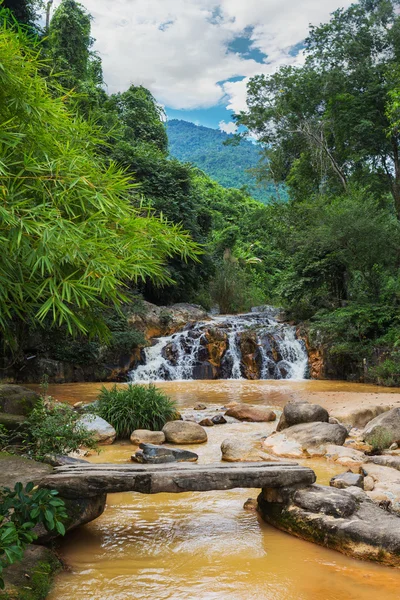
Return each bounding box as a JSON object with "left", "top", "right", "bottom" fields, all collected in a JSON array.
[{"left": 166, "top": 119, "right": 275, "bottom": 203}]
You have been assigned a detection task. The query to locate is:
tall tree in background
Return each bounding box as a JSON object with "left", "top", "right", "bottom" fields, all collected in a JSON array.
[
  {"left": 237, "top": 0, "right": 400, "bottom": 215},
  {"left": 48, "top": 0, "right": 92, "bottom": 87}
]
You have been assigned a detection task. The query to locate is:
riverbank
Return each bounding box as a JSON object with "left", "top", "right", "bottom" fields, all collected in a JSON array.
[
  {"left": 27, "top": 378, "right": 400, "bottom": 413},
  {"left": 45, "top": 380, "right": 400, "bottom": 600}
]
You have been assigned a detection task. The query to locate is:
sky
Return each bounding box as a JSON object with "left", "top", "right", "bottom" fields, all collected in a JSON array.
[{"left": 52, "top": 0, "right": 354, "bottom": 131}]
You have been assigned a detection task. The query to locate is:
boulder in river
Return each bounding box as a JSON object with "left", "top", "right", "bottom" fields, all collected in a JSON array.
[
  {"left": 0, "top": 384, "right": 40, "bottom": 415},
  {"left": 263, "top": 422, "right": 348, "bottom": 458},
  {"left": 211, "top": 414, "right": 227, "bottom": 425},
  {"left": 325, "top": 444, "right": 366, "bottom": 467},
  {"left": 77, "top": 415, "right": 116, "bottom": 445},
  {"left": 330, "top": 471, "right": 364, "bottom": 489},
  {"left": 277, "top": 401, "right": 329, "bottom": 431},
  {"left": 199, "top": 418, "right": 214, "bottom": 427},
  {"left": 132, "top": 443, "right": 198, "bottom": 463},
  {"left": 225, "top": 404, "right": 276, "bottom": 423},
  {"left": 163, "top": 420, "right": 207, "bottom": 444},
  {"left": 221, "top": 435, "right": 277, "bottom": 462},
  {"left": 130, "top": 429, "right": 166, "bottom": 445},
  {"left": 331, "top": 404, "right": 392, "bottom": 428},
  {"left": 363, "top": 407, "right": 400, "bottom": 450},
  {"left": 258, "top": 483, "right": 400, "bottom": 567}
]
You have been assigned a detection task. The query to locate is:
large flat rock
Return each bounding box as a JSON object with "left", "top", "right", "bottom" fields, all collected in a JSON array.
[
  {"left": 259, "top": 483, "right": 400, "bottom": 567},
  {"left": 40, "top": 461, "right": 316, "bottom": 498}
]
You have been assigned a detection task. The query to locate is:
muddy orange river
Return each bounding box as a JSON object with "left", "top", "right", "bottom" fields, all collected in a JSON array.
[{"left": 37, "top": 380, "right": 400, "bottom": 600}]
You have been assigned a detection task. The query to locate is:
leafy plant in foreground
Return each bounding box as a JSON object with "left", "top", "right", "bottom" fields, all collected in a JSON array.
[
  {"left": 0, "top": 482, "right": 67, "bottom": 589},
  {"left": 95, "top": 384, "right": 178, "bottom": 439}
]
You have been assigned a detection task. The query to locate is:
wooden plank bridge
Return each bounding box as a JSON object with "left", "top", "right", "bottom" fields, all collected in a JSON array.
[{"left": 40, "top": 462, "right": 316, "bottom": 499}]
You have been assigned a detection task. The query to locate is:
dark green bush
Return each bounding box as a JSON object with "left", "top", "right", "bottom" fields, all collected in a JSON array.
[
  {"left": 369, "top": 355, "right": 400, "bottom": 387},
  {"left": 95, "top": 384, "right": 177, "bottom": 439}
]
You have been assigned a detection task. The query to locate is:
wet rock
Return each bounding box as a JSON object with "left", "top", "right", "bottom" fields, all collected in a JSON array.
[
  {"left": 330, "top": 471, "right": 364, "bottom": 489},
  {"left": 194, "top": 403, "right": 207, "bottom": 410},
  {"left": 192, "top": 361, "right": 218, "bottom": 380},
  {"left": 77, "top": 415, "right": 116, "bottom": 445},
  {"left": 204, "top": 327, "right": 228, "bottom": 368},
  {"left": 331, "top": 405, "right": 391, "bottom": 429},
  {"left": 162, "top": 342, "right": 179, "bottom": 365},
  {"left": 364, "top": 407, "right": 400, "bottom": 450},
  {"left": 199, "top": 418, "right": 214, "bottom": 427},
  {"left": 132, "top": 443, "right": 198, "bottom": 463},
  {"left": 258, "top": 483, "right": 400, "bottom": 566},
  {"left": 163, "top": 420, "right": 207, "bottom": 444},
  {"left": 225, "top": 404, "right": 276, "bottom": 423},
  {"left": 243, "top": 498, "right": 258, "bottom": 511},
  {"left": 0, "top": 384, "right": 40, "bottom": 415},
  {"left": 212, "top": 414, "right": 227, "bottom": 425},
  {"left": 130, "top": 429, "right": 165, "bottom": 445},
  {"left": 239, "top": 332, "right": 262, "bottom": 380},
  {"left": 325, "top": 444, "right": 366, "bottom": 467},
  {"left": 277, "top": 401, "right": 329, "bottom": 431}
]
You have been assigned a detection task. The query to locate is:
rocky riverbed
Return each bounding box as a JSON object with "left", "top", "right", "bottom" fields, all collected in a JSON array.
[{"left": 3, "top": 380, "right": 400, "bottom": 598}]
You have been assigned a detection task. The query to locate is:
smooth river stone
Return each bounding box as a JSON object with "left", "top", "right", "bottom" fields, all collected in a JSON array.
[
  {"left": 162, "top": 420, "right": 207, "bottom": 444},
  {"left": 130, "top": 430, "right": 165, "bottom": 445}
]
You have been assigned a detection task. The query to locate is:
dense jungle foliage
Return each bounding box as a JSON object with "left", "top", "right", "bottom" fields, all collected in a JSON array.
[{"left": 2, "top": 0, "right": 400, "bottom": 385}]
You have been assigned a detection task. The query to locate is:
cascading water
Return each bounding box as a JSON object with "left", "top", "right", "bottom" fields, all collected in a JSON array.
[{"left": 130, "top": 307, "right": 309, "bottom": 383}]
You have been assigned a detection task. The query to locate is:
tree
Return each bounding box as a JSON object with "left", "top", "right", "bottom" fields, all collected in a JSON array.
[
  {"left": 237, "top": 0, "right": 400, "bottom": 215},
  {"left": 0, "top": 19, "right": 199, "bottom": 345},
  {"left": 48, "top": 0, "right": 93, "bottom": 88}
]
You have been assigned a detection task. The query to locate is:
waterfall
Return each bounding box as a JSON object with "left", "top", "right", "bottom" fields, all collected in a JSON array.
[{"left": 130, "top": 308, "right": 309, "bottom": 383}]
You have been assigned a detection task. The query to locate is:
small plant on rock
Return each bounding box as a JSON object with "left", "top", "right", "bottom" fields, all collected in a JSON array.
[
  {"left": 0, "top": 482, "right": 67, "bottom": 589},
  {"left": 95, "top": 384, "right": 178, "bottom": 439},
  {"left": 24, "top": 399, "right": 98, "bottom": 462}
]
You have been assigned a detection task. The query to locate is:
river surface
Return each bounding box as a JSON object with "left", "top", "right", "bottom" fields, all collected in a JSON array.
[{"left": 44, "top": 380, "right": 400, "bottom": 600}]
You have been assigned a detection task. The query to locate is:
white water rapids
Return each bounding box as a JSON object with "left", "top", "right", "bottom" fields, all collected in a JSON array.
[{"left": 130, "top": 308, "right": 308, "bottom": 383}]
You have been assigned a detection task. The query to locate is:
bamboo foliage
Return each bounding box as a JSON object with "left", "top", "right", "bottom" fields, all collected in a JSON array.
[{"left": 0, "top": 21, "right": 200, "bottom": 337}]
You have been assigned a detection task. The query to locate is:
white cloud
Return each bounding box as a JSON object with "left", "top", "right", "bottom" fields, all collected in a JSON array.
[
  {"left": 219, "top": 120, "right": 237, "bottom": 134},
  {"left": 51, "top": 0, "right": 353, "bottom": 111}
]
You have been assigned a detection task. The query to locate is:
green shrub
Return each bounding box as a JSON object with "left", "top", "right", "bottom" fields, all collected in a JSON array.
[
  {"left": 95, "top": 384, "right": 177, "bottom": 439},
  {"left": 367, "top": 428, "right": 394, "bottom": 452},
  {"left": 24, "top": 400, "right": 98, "bottom": 462},
  {"left": 0, "top": 482, "right": 67, "bottom": 590},
  {"left": 369, "top": 355, "right": 400, "bottom": 387}
]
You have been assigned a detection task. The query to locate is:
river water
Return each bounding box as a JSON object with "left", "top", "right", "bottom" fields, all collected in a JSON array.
[{"left": 43, "top": 380, "right": 400, "bottom": 600}]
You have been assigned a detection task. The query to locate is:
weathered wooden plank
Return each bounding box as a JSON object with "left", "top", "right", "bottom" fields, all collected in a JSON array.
[{"left": 40, "top": 462, "right": 316, "bottom": 498}]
